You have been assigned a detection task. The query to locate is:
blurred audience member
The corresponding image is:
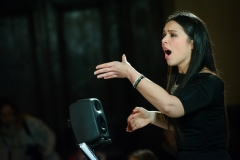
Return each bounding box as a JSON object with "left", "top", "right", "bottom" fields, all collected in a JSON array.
[
  {"left": 128, "top": 149, "right": 158, "bottom": 160},
  {"left": 0, "top": 97, "right": 61, "bottom": 160},
  {"left": 68, "top": 148, "right": 85, "bottom": 160},
  {"left": 96, "top": 149, "right": 107, "bottom": 160}
]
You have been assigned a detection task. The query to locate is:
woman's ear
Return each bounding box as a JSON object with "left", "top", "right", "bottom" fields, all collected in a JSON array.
[{"left": 191, "top": 40, "right": 194, "bottom": 49}]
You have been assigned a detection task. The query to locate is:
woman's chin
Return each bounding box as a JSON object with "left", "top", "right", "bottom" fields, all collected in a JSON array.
[{"left": 166, "top": 61, "right": 174, "bottom": 66}]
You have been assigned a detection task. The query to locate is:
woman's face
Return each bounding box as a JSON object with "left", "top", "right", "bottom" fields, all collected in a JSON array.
[
  {"left": 162, "top": 20, "right": 193, "bottom": 73},
  {"left": 0, "top": 105, "right": 15, "bottom": 126}
]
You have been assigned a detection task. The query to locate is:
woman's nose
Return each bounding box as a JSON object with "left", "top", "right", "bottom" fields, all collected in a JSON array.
[{"left": 162, "top": 36, "right": 168, "bottom": 44}]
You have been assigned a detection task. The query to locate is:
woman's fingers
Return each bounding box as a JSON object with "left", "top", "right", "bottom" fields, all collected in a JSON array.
[
  {"left": 126, "top": 123, "right": 132, "bottom": 132},
  {"left": 96, "top": 61, "right": 116, "bottom": 70},
  {"left": 95, "top": 71, "right": 115, "bottom": 78},
  {"left": 129, "top": 122, "right": 139, "bottom": 132},
  {"left": 103, "top": 74, "right": 119, "bottom": 79},
  {"left": 126, "top": 123, "right": 137, "bottom": 132},
  {"left": 94, "top": 62, "right": 121, "bottom": 78},
  {"left": 126, "top": 115, "right": 133, "bottom": 132},
  {"left": 122, "top": 54, "right": 127, "bottom": 63},
  {"left": 94, "top": 55, "right": 131, "bottom": 79},
  {"left": 126, "top": 113, "right": 140, "bottom": 132},
  {"left": 94, "top": 65, "right": 114, "bottom": 75},
  {"left": 126, "top": 107, "right": 150, "bottom": 132}
]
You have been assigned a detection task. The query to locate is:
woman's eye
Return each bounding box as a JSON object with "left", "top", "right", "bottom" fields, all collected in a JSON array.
[
  {"left": 162, "top": 34, "right": 166, "bottom": 38},
  {"left": 170, "top": 34, "right": 177, "bottom": 37}
]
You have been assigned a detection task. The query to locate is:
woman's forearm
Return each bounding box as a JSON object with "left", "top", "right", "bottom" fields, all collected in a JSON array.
[
  {"left": 127, "top": 68, "right": 184, "bottom": 118},
  {"left": 149, "top": 111, "right": 174, "bottom": 131}
]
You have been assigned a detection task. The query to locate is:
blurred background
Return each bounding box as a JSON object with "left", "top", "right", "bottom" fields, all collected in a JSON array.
[{"left": 0, "top": 0, "right": 240, "bottom": 159}]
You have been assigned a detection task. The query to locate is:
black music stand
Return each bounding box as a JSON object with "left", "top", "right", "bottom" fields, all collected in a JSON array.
[{"left": 68, "top": 98, "right": 111, "bottom": 160}]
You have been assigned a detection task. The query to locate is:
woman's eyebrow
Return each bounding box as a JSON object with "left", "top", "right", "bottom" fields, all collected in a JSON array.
[{"left": 163, "top": 29, "right": 178, "bottom": 33}]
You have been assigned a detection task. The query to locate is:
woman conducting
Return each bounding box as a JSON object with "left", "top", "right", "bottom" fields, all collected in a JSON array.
[{"left": 94, "top": 11, "right": 231, "bottom": 160}]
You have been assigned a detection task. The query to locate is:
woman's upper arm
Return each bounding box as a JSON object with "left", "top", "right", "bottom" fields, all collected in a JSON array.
[
  {"left": 165, "top": 95, "right": 185, "bottom": 118},
  {"left": 172, "top": 75, "right": 222, "bottom": 116}
]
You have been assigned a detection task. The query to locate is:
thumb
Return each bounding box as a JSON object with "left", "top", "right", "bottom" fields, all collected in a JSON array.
[
  {"left": 132, "top": 107, "right": 140, "bottom": 113},
  {"left": 122, "top": 54, "right": 127, "bottom": 63}
]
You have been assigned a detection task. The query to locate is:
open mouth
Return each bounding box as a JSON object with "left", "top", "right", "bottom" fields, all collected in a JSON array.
[{"left": 165, "top": 50, "right": 172, "bottom": 55}]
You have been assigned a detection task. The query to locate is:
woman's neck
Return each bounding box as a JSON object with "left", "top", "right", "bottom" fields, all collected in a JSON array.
[{"left": 178, "top": 65, "right": 188, "bottom": 74}]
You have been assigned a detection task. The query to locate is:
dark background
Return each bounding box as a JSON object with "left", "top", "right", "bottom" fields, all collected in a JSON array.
[{"left": 0, "top": 0, "right": 239, "bottom": 159}]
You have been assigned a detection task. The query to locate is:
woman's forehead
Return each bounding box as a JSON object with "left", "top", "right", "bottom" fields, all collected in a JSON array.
[{"left": 163, "top": 20, "right": 183, "bottom": 32}]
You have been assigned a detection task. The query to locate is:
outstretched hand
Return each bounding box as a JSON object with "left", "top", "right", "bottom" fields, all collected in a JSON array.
[
  {"left": 94, "top": 54, "right": 131, "bottom": 79},
  {"left": 126, "top": 107, "right": 151, "bottom": 132}
]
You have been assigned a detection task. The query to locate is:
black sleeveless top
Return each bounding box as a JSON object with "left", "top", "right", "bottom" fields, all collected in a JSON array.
[{"left": 173, "top": 73, "right": 231, "bottom": 160}]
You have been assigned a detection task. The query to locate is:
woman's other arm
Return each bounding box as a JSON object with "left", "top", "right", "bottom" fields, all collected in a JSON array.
[{"left": 126, "top": 107, "right": 174, "bottom": 132}]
